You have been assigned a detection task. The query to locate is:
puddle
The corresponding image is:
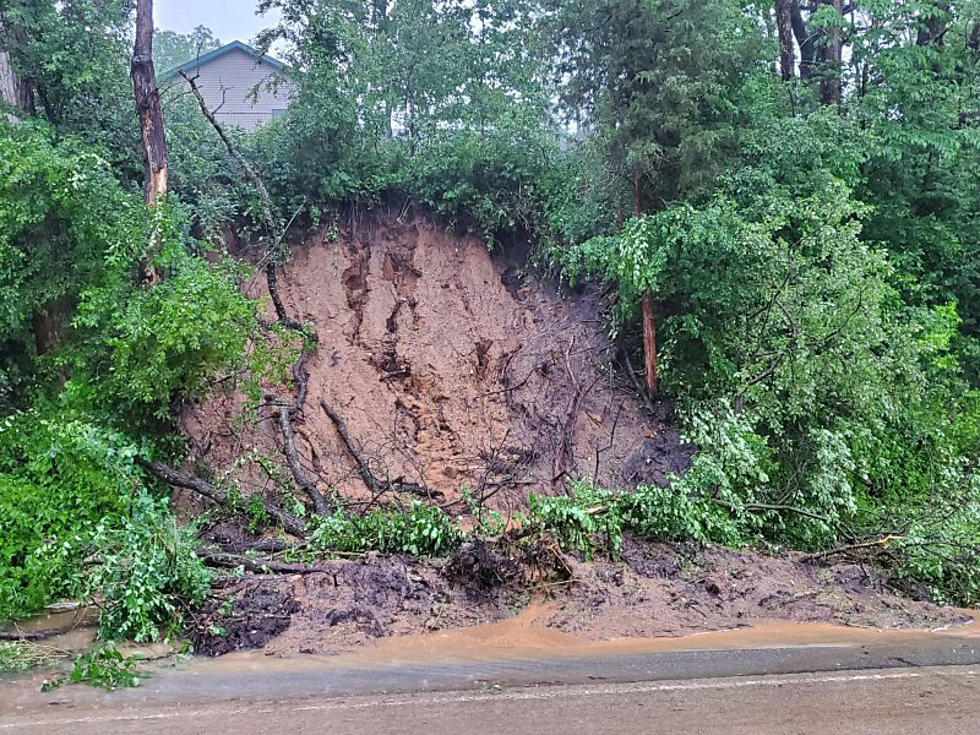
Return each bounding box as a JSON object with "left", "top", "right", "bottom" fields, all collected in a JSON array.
[
  {"left": 1, "top": 605, "right": 98, "bottom": 653},
  {"left": 187, "top": 605, "right": 980, "bottom": 676}
]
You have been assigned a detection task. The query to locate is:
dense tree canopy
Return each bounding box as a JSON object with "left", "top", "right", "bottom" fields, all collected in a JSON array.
[{"left": 1, "top": 0, "right": 979, "bottom": 639}]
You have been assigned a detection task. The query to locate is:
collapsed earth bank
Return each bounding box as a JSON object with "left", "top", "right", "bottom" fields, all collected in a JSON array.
[{"left": 178, "top": 214, "right": 968, "bottom": 656}]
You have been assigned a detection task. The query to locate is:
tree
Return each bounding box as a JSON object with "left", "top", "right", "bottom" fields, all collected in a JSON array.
[
  {"left": 153, "top": 25, "right": 220, "bottom": 73},
  {"left": 132, "top": 0, "right": 168, "bottom": 208},
  {"left": 548, "top": 0, "right": 768, "bottom": 397},
  {"left": 0, "top": 3, "right": 34, "bottom": 120}
]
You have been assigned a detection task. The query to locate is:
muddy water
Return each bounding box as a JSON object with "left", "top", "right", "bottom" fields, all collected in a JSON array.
[
  {"left": 186, "top": 605, "right": 980, "bottom": 677},
  {"left": 0, "top": 605, "right": 98, "bottom": 652}
]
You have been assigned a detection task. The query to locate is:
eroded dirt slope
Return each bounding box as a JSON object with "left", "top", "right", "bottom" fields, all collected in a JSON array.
[
  {"left": 190, "top": 535, "right": 971, "bottom": 657},
  {"left": 184, "top": 215, "right": 690, "bottom": 509}
]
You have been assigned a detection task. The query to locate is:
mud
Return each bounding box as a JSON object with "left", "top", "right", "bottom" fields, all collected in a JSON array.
[
  {"left": 175, "top": 214, "right": 970, "bottom": 660},
  {"left": 183, "top": 215, "right": 692, "bottom": 510},
  {"left": 185, "top": 534, "right": 969, "bottom": 658},
  {"left": 192, "top": 579, "right": 299, "bottom": 656}
]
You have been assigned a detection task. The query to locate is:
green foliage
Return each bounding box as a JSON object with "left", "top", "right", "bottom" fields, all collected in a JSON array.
[
  {"left": 85, "top": 493, "right": 212, "bottom": 642},
  {"left": 0, "top": 411, "right": 137, "bottom": 620},
  {"left": 67, "top": 246, "right": 259, "bottom": 429},
  {"left": 44, "top": 643, "right": 145, "bottom": 691},
  {"left": 0, "top": 0, "right": 143, "bottom": 178},
  {"left": 309, "top": 502, "right": 462, "bottom": 557},
  {"left": 0, "top": 642, "right": 63, "bottom": 673},
  {"left": 0, "top": 123, "right": 261, "bottom": 631},
  {"left": 524, "top": 484, "right": 623, "bottom": 560},
  {"left": 524, "top": 481, "right": 743, "bottom": 560}
]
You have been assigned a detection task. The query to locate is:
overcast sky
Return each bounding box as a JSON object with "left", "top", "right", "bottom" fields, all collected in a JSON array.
[{"left": 154, "top": 0, "right": 281, "bottom": 45}]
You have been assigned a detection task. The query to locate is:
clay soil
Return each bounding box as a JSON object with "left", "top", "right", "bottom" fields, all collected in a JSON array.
[
  {"left": 182, "top": 214, "right": 691, "bottom": 511},
  {"left": 191, "top": 534, "right": 971, "bottom": 657},
  {"left": 180, "top": 214, "right": 970, "bottom": 658}
]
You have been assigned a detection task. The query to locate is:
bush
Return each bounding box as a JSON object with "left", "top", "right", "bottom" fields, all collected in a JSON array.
[
  {"left": 309, "top": 502, "right": 462, "bottom": 557},
  {"left": 0, "top": 412, "right": 136, "bottom": 621},
  {"left": 85, "top": 493, "right": 212, "bottom": 642}
]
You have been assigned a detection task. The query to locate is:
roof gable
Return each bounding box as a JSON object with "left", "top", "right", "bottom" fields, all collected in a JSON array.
[{"left": 160, "top": 40, "right": 288, "bottom": 81}]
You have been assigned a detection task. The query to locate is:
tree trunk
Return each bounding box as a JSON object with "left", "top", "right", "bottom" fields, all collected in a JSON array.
[
  {"left": 0, "top": 18, "right": 35, "bottom": 121},
  {"left": 775, "top": 0, "right": 796, "bottom": 81},
  {"left": 632, "top": 175, "right": 658, "bottom": 400},
  {"left": 916, "top": 1, "right": 949, "bottom": 47},
  {"left": 642, "top": 292, "right": 659, "bottom": 399},
  {"left": 131, "top": 0, "right": 168, "bottom": 205},
  {"left": 790, "top": 1, "right": 818, "bottom": 80},
  {"left": 31, "top": 295, "right": 74, "bottom": 357},
  {"left": 819, "top": 0, "right": 843, "bottom": 106}
]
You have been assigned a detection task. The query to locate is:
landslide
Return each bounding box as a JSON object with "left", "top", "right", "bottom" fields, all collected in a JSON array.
[
  {"left": 183, "top": 214, "right": 691, "bottom": 510},
  {"left": 172, "top": 213, "right": 973, "bottom": 658}
]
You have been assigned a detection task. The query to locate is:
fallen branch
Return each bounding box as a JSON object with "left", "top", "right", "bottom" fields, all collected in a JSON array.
[
  {"left": 319, "top": 397, "right": 441, "bottom": 501},
  {"left": 278, "top": 405, "right": 331, "bottom": 515},
  {"left": 713, "top": 499, "right": 835, "bottom": 526},
  {"left": 800, "top": 535, "right": 906, "bottom": 563},
  {"left": 197, "top": 549, "right": 329, "bottom": 575},
  {"left": 138, "top": 458, "right": 307, "bottom": 538},
  {"left": 0, "top": 629, "right": 63, "bottom": 642},
  {"left": 320, "top": 398, "right": 381, "bottom": 495}
]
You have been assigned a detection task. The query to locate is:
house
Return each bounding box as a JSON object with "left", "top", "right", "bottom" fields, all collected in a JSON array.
[{"left": 162, "top": 41, "right": 293, "bottom": 131}]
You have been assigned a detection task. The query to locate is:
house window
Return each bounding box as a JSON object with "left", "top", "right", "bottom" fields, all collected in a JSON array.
[{"left": 272, "top": 108, "right": 287, "bottom": 119}]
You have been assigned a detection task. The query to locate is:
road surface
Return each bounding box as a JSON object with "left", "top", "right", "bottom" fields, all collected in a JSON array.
[{"left": 2, "top": 666, "right": 978, "bottom": 734}]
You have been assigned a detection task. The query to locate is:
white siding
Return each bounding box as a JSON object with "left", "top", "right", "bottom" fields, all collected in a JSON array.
[{"left": 177, "top": 48, "right": 293, "bottom": 131}]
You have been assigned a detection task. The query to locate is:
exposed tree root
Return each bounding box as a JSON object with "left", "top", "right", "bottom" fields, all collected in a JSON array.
[
  {"left": 182, "top": 71, "right": 332, "bottom": 523},
  {"left": 278, "top": 404, "right": 331, "bottom": 515},
  {"left": 197, "top": 549, "right": 329, "bottom": 575},
  {"left": 137, "top": 458, "right": 307, "bottom": 538},
  {"left": 319, "top": 397, "right": 443, "bottom": 503}
]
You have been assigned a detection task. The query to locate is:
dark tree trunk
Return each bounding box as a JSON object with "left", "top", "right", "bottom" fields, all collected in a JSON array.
[
  {"left": 916, "top": 1, "right": 950, "bottom": 47},
  {"left": 31, "top": 295, "right": 73, "bottom": 357},
  {"left": 819, "top": 0, "right": 843, "bottom": 105},
  {"left": 790, "top": 1, "right": 818, "bottom": 80},
  {"left": 775, "top": 0, "right": 796, "bottom": 80},
  {"left": 131, "top": 0, "right": 168, "bottom": 206}
]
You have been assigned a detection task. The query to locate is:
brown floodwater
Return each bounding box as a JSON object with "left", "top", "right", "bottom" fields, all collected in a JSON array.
[{"left": 183, "top": 604, "right": 980, "bottom": 676}]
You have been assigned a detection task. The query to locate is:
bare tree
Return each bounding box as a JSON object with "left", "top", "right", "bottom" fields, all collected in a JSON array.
[{"left": 131, "top": 0, "right": 169, "bottom": 205}]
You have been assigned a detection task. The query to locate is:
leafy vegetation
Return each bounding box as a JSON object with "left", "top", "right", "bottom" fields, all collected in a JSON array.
[
  {"left": 310, "top": 502, "right": 462, "bottom": 557},
  {"left": 0, "top": 642, "right": 64, "bottom": 673},
  {"left": 1, "top": 0, "right": 980, "bottom": 646},
  {"left": 42, "top": 643, "right": 146, "bottom": 691}
]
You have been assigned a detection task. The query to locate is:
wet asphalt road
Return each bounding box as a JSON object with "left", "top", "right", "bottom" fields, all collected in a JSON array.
[
  {"left": 2, "top": 665, "right": 979, "bottom": 734},
  {"left": 3, "top": 626, "right": 980, "bottom": 734}
]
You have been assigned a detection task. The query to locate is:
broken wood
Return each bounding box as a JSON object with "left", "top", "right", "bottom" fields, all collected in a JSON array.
[
  {"left": 278, "top": 404, "right": 331, "bottom": 515},
  {"left": 138, "top": 458, "right": 307, "bottom": 538},
  {"left": 641, "top": 291, "right": 659, "bottom": 398},
  {"left": 319, "top": 397, "right": 441, "bottom": 501},
  {"left": 197, "top": 549, "right": 329, "bottom": 575},
  {"left": 0, "top": 628, "right": 62, "bottom": 642},
  {"left": 179, "top": 69, "right": 303, "bottom": 331},
  {"left": 132, "top": 0, "right": 168, "bottom": 206}
]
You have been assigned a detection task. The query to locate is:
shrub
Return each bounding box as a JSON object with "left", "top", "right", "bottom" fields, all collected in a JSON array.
[{"left": 309, "top": 502, "right": 462, "bottom": 557}]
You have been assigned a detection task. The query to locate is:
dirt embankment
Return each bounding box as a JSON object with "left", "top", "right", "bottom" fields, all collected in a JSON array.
[
  {"left": 191, "top": 534, "right": 971, "bottom": 657},
  {"left": 184, "top": 215, "right": 690, "bottom": 510},
  {"left": 179, "top": 214, "right": 969, "bottom": 659}
]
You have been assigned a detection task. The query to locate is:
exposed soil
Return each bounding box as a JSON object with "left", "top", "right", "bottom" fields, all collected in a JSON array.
[
  {"left": 188, "top": 534, "right": 970, "bottom": 658},
  {"left": 182, "top": 215, "right": 691, "bottom": 512},
  {"left": 175, "top": 214, "right": 970, "bottom": 659}
]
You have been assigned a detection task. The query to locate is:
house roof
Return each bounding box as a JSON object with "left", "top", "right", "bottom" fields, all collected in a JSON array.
[{"left": 159, "top": 40, "right": 288, "bottom": 81}]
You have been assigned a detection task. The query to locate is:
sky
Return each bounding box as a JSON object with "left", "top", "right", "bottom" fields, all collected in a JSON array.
[{"left": 154, "top": 0, "right": 281, "bottom": 45}]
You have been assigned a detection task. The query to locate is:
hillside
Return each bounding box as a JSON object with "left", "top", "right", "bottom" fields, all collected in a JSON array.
[{"left": 184, "top": 215, "right": 691, "bottom": 511}]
